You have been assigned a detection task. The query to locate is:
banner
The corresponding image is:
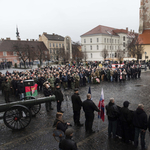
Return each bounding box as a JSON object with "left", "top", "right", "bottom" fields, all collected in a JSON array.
[{"left": 25, "top": 83, "right": 38, "bottom": 97}]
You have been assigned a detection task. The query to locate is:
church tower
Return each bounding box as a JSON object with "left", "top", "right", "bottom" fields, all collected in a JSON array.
[
  {"left": 139, "top": 0, "right": 150, "bottom": 34},
  {"left": 16, "top": 26, "right": 20, "bottom": 40}
]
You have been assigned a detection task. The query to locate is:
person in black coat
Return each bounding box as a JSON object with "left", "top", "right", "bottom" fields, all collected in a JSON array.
[
  {"left": 53, "top": 112, "right": 71, "bottom": 133},
  {"left": 133, "top": 104, "right": 147, "bottom": 150},
  {"left": 119, "top": 101, "right": 132, "bottom": 143},
  {"left": 54, "top": 83, "right": 64, "bottom": 113},
  {"left": 18, "top": 80, "right": 25, "bottom": 100},
  {"left": 82, "top": 94, "right": 100, "bottom": 134},
  {"left": 71, "top": 88, "right": 83, "bottom": 127},
  {"left": 59, "top": 128, "right": 78, "bottom": 150},
  {"left": 105, "top": 98, "right": 119, "bottom": 139},
  {"left": 39, "top": 75, "right": 46, "bottom": 91},
  {"left": 43, "top": 81, "right": 53, "bottom": 112}
]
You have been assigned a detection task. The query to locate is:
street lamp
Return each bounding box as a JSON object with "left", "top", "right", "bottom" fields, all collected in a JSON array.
[{"left": 145, "top": 52, "right": 147, "bottom": 62}]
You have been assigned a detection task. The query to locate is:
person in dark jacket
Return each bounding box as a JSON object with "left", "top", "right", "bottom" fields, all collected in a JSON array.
[
  {"left": 59, "top": 128, "right": 78, "bottom": 150},
  {"left": 119, "top": 101, "right": 132, "bottom": 143},
  {"left": 71, "top": 88, "right": 83, "bottom": 127},
  {"left": 82, "top": 94, "right": 100, "bottom": 134},
  {"left": 53, "top": 112, "right": 71, "bottom": 133},
  {"left": 18, "top": 80, "right": 25, "bottom": 100},
  {"left": 133, "top": 104, "right": 147, "bottom": 150},
  {"left": 54, "top": 83, "right": 64, "bottom": 113},
  {"left": 3, "top": 79, "right": 10, "bottom": 103},
  {"left": 43, "top": 81, "right": 53, "bottom": 112},
  {"left": 105, "top": 98, "right": 119, "bottom": 139}
]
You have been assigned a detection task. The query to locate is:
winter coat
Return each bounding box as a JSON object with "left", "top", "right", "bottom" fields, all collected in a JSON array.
[
  {"left": 105, "top": 102, "right": 119, "bottom": 121},
  {"left": 71, "top": 93, "right": 82, "bottom": 111},
  {"left": 133, "top": 108, "right": 147, "bottom": 130},
  {"left": 59, "top": 136, "right": 78, "bottom": 150}
]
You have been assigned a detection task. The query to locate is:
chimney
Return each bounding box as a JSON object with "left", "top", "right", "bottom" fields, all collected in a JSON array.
[
  {"left": 27, "top": 39, "right": 28, "bottom": 41},
  {"left": 126, "top": 27, "right": 128, "bottom": 32},
  {"left": 53, "top": 33, "right": 55, "bottom": 35},
  {"left": 43, "top": 32, "right": 47, "bottom": 35},
  {"left": 130, "top": 29, "right": 132, "bottom": 33},
  {"left": 32, "top": 39, "right": 34, "bottom": 41},
  {"left": 39, "top": 35, "right": 41, "bottom": 37},
  {"left": 133, "top": 30, "right": 134, "bottom": 33},
  {"left": 6, "top": 37, "right": 11, "bottom": 40}
]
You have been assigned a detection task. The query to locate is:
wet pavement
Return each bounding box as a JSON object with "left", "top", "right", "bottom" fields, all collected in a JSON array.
[{"left": 0, "top": 71, "right": 150, "bottom": 150}]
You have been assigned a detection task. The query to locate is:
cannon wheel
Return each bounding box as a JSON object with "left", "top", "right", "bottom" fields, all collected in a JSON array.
[
  {"left": 28, "top": 104, "right": 41, "bottom": 117},
  {"left": 25, "top": 96, "right": 41, "bottom": 116},
  {"left": 3, "top": 105, "right": 32, "bottom": 130}
]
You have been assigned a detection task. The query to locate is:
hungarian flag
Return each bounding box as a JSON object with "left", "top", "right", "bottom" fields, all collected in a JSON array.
[
  {"left": 25, "top": 83, "right": 38, "bottom": 97},
  {"left": 98, "top": 88, "right": 105, "bottom": 122}
]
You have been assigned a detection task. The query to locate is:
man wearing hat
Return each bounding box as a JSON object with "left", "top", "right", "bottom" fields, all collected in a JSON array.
[
  {"left": 71, "top": 88, "right": 83, "bottom": 127},
  {"left": 119, "top": 101, "right": 132, "bottom": 143},
  {"left": 59, "top": 128, "right": 78, "bottom": 150},
  {"left": 54, "top": 83, "right": 64, "bottom": 113}
]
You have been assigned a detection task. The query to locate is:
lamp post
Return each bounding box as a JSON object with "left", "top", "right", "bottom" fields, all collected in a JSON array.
[{"left": 145, "top": 52, "right": 147, "bottom": 63}]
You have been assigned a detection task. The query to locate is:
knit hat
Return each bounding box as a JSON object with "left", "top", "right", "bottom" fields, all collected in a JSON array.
[{"left": 65, "top": 128, "right": 74, "bottom": 136}]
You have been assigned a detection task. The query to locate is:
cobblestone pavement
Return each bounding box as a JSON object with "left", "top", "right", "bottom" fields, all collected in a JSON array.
[{"left": 0, "top": 72, "right": 150, "bottom": 150}]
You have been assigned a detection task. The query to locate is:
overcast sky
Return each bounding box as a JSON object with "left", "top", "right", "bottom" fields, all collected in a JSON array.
[{"left": 0, "top": 0, "right": 140, "bottom": 42}]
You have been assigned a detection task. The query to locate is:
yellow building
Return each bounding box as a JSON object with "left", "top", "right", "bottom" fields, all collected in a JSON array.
[{"left": 39, "top": 32, "right": 72, "bottom": 61}]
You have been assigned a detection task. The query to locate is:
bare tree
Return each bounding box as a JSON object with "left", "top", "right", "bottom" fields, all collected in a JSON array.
[
  {"left": 101, "top": 48, "right": 109, "bottom": 60},
  {"left": 33, "top": 42, "right": 49, "bottom": 66},
  {"left": 127, "top": 34, "right": 144, "bottom": 60},
  {"left": 116, "top": 49, "right": 125, "bottom": 64},
  {"left": 83, "top": 50, "right": 88, "bottom": 62},
  {"left": 13, "top": 42, "right": 29, "bottom": 68}
]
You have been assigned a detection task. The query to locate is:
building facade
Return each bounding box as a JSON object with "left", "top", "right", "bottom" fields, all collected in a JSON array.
[
  {"left": 0, "top": 38, "right": 48, "bottom": 65},
  {"left": 81, "top": 25, "right": 135, "bottom": 61},
  {"left": 139, "top": 0, "right": 150, "bottom": 61},
  {"left": 39, "top": 33, "right": 72, "bottom": 61}
]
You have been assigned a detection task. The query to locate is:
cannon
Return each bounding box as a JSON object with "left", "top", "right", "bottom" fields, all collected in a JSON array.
[{"left": 0, "top": 96, "right": 56, "bottom": 130}]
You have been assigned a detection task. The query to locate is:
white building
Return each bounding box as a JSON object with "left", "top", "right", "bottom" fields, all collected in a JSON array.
[{"left": 81, "top": 25, "right": 135, "bottom": 61}]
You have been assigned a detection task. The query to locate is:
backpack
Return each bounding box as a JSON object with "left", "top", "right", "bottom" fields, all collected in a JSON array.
[{"left": 53, "top": 121, "right": 65, "bottom": 142}]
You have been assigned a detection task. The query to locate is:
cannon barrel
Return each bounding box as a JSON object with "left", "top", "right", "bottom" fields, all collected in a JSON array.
[{"left": 0, "top": 96, "right": 56, "bottom": 113}]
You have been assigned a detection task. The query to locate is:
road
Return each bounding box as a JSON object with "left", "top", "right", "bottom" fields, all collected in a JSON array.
[{"left": 0, "top": 71, "right": 150, "bottom": 150}]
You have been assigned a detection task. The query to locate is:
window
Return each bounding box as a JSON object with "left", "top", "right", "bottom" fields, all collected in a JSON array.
[
  {"left": 91, "top": 53, "right": 92, "bottom": 58},
  {"left": 50, "top": 49, "right": 52, "bottom": 53},
  {"left": 110, "top": 54, "right": 111, "bottom": 58},
  {"left": 50, "top": 43, "right": 51, "bottom": 47},
  {"left": 118, "top": 46, "right": 119, "bottom": 49},
  {"left": 90, "top": 38, "right": 92, "bottom": 43},
  {"left": 123, "top": 42, "right": 125, "bottom": 47},
  {"left": 56, "top": 43, "right": 58, "bottom": 48},
  {"left": 84, "top": 39, "right": 86, "bottom": 43},
  {"left": 90, "top": 45, "right": 92, "bottom": 50},
  {"left": 104, "top": 38, "right": 106, "bottom": 43},
  {"left": 112, "top": 39, "right": 113, "bottom": 43},
  {"left": 97, "top": 45, "right": 99, "bottom": 50},
  {"left": 3, "top": 52, "right": 7, "bottom": 56},
  {"left": 84, "top": 46, "right": 86, "bottom": 51},
  {"left": 107, "top": 45, "right": 109, "bottom": 50},
  {"left": 115, "top": 39, "right": 116, "bottom": 43},
  {"left": 123, "top": 49, "right": 125, "bottom": 54},
  {"left": 13, "top": 52, "right": 17, "bottom": 56},
  {"left": 115, "top": 53, "right": 117, "bottom": 57},
  {"left": 118, "top": 40, "right": 119, "bottom": 44},
  {"left": 107, "top": 39, "right": 109, "bottom": 43},
  {"left": 110, "top": 39, "right": 111, "bottom": 43},
  {"left": 53, "top": 43, "right": 55, "bottom": 47},
  {"left": 59, "top": 44, "right": 61, "bottom": 48},
  {"left": 123, "top": 36, "right": 125, "bottom": 41},
  {"left": 62, "top": 44, "right": 64, "bottom": 47},
  {"left": 53, "top": 49, "right": 55, "bottom": 53},
  {"left": 110, "top": 46, "right": 111, "bottom": 50},
  {"left": 112, "top": 46, "right": 113, "bottom": 50},
  {"left": 45, "top": 51, "right": 47, "bottom": 55},
  {"left": 97, "top": 38, "right": 99, "bottom": 42}
]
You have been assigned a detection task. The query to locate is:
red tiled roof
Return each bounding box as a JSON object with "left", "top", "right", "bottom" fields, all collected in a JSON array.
[
  {"left": 0, "top": 40, "right": 48, "bottom": 51},
  {"left": 139, "top": 30, "right": 150, "bottom": 45},
  {"left": 81, "top": 25, "right": 134, "bottom": 37}
]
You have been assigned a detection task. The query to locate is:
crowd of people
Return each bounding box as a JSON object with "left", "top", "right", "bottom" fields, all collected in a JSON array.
[
  {"left": 0, "top": 62, "right": 145, "bottom": 103},
  {"left": 0, "top": 62, "right": 149, "bottom": 150}
]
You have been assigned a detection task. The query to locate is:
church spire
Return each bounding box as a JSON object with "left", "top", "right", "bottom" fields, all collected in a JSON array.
[{"left": 16, "top": 26, "right": 20, "bottom": 40}]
